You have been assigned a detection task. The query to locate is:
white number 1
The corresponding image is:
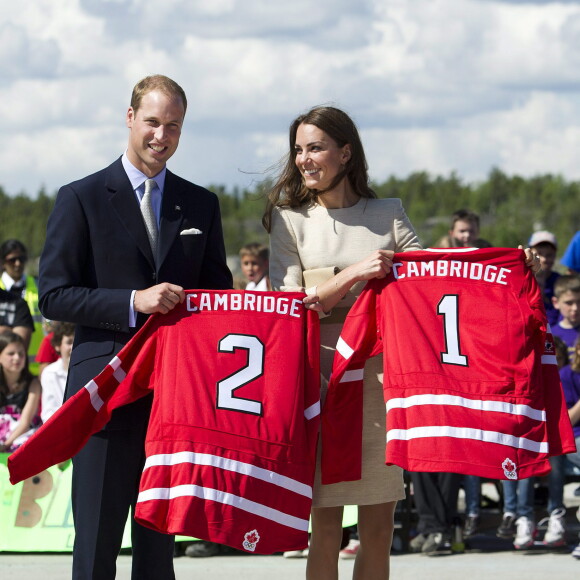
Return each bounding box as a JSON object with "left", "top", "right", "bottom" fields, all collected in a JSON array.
[{"left": 437, "top": 294, "right": 468, "bottom": 366}]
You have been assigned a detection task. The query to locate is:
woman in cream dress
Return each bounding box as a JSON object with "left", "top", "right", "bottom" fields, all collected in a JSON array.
[
  {"left": 264, "top": 106, "right": 421, "bottom": 580},
  {"left": 265, "top": 106, "right": 541, "bottom": 579}
]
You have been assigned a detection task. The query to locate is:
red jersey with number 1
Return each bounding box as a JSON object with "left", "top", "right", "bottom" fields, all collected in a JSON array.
[
  {"left": 9, "top": 290, "right": 321, "bottom": 554},
  {"left": 322, "top": 248, "right": 576, "bottom": 484}
]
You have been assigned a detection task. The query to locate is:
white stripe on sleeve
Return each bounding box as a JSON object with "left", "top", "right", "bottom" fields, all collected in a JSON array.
[
  {"left": 336, "top": 337, "right": 354, "bottom": 360},
  {"left": 341, "top": 369, "right": 364, "bottom": 383},
  {"left": 304, "top": 401, "right": 321, "bottom": 420},
  {"left": 84, "top": 379, "right": 104, "bottom": 412}
]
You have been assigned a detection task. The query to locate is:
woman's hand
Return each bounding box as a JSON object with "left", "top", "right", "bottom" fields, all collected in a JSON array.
[
  {"left": 286, "top": 286, "right": 325, "bottom": 312},
  {"left": 519, "top": 245, "right": 542, "bottom": 274},
  {"left": 303, "top": 292, "right": 325, "bottom": 312},
  {"left": 347, "top": 250, "right": 395, "bottom": 281},
  {"left": 298, "top": 250, "right": 396, "bottom": 314}
]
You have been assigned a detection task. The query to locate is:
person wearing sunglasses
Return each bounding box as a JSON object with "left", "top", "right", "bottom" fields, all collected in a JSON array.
[{"left": 0, "top": 240, "right": 42, "bottom": 360}]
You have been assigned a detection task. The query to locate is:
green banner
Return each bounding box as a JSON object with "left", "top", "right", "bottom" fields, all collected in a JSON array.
[
  {"left": 0, "top": 453, "right": 357, "bottom": 552},
  {"left": 0, "top": 454, "right": 77, "bottom": 551}
]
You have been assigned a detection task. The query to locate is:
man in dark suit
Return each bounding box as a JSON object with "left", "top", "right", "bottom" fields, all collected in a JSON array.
[{"left": 39, "top": 75, "right": 232, "bottom": 580}]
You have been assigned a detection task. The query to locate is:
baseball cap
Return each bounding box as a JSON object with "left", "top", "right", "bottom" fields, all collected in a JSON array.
[{"left": 528, "top": 230, "right": 557, "bottom": 248}]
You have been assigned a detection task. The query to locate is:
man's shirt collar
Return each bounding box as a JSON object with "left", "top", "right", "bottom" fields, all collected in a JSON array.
[{"left": 121, "top": 152, "right": 167, "bottom": 194}]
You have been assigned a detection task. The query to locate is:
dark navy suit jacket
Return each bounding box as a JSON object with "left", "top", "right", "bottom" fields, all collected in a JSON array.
[{"left": 39, "top": 157, "right": 233, "bottom": 428}]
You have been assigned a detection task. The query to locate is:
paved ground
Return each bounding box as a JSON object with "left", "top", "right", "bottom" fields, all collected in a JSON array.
[
  {"left": 0, "top": 547, "right": 578, "bottom": 580},
  {"left": 2, "top": 483, "right": 579, "bottom": 579}
]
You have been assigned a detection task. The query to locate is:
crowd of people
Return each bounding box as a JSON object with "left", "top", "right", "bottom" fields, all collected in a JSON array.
[
  {"left": 1, "top": 75, "right": 579, "bottom": 580},
  {"left": 1, "top": 240, "right": 77, "bottom": 455}
]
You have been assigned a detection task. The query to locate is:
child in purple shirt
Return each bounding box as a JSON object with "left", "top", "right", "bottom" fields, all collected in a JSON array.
[
  {"left": 558, "top": 338, "right": 580, "bottom": 559},
  {"left": 551, "top": 275, "right": 580, "bottom": 362}
]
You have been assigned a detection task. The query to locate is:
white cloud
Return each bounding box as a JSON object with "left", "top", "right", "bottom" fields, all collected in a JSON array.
[
  {"left": 0, "top": 21, "right": 61, "bottom": 82},
  {"left": 363, "top": 89, "right": 580, "bottom": 184},
  {"left": 2, "top": 0, "right": 580, "bottom": 198},
  {"left": 5, "top": 124, "right": 124, "bottom": 195}
]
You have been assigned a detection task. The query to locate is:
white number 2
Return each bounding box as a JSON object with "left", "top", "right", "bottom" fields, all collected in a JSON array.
[
  {"left": 217, "top": 334, "right": 264, "bottom": 415},
  {"left": 437, "top": 294, "right": 468, "bottom": 366}
]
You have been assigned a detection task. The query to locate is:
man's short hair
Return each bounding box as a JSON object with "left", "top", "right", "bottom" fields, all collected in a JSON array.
[
  {"left": 130, "top": 75, "right": 187, "bottom": 114},
  {"left": 553, "top": 274, "right": 580, "bottom": 299},
  {"left": 450, "top": 209, "right": 480, "bottom": 229},
  {"left": 50, "top": 321, "right": 76, "bottom": 349},
  {"left": 239, "top": 243, "right": 269, "bottom": 262}
]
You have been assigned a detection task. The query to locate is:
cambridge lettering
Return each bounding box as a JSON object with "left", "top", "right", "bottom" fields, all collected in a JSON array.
[
  {"left": 187, "top": 292, "right": 304, "bottom": 318},
  {"left": 392, "top": 260, "right": 512, "bottom": 285}
]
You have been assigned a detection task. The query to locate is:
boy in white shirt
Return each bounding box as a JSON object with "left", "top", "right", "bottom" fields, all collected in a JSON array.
[
  {"left": 40, "top": 322, "right": 75, "bottom": 423},
  {"left": 239, "top": 243, "right": 271, "bottom": 291}
]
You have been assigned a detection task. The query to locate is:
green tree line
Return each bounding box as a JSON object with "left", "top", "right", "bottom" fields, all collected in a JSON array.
[{"left": 1, "top": 167, "right": 579, "bottom": 270}]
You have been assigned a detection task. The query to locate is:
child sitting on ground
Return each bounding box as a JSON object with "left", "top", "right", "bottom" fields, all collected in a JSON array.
[{"left": 0, "top": 331, "right": 41, "bottom": 452}]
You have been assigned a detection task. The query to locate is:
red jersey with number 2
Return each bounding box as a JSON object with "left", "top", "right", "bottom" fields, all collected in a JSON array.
[{"left": 9, "top": 291, "right": 320, "bottom": 555}]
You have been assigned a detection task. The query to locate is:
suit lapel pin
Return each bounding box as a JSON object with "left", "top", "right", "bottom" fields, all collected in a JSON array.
[{"left": 175, "top": 205, "right": 181, "bottom": 211}]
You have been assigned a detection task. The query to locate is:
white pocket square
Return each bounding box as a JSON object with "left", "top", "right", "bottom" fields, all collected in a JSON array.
[{"left": 180, "top": 228, "right": 203, "bottom": 236}]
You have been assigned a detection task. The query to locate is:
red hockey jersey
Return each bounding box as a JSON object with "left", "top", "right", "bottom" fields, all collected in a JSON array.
[
  {"left": 322, "top": 248, "right": 576, "bottom": 484},
  {"left": 9, "top": 290, "right": 321, "bottom": 554}
]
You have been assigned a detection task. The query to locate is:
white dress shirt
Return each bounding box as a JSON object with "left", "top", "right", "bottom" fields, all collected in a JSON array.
[
  {"left": 121, "top": 153, "right": 167, "bottom": 327},
  {"left": 40, "top": 358, "right": 68, "bottom": 423}
]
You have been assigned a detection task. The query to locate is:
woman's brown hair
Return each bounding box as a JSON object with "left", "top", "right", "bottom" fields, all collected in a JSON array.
[
  {"left": 262, "top": 106, "right": 376, "bottom": 232},
  {"left": 0, "top": 331, "right": 33, "bottom": 406}
]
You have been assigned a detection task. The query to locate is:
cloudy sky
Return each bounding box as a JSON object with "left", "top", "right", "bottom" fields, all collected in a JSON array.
[{"left": 3, "top": 0, "right": 580, "bottom": 197}]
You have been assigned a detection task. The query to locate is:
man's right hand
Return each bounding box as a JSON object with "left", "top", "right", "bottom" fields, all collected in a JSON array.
[{"left": 134, "top": 283, "right": 185, "bottom": 315}]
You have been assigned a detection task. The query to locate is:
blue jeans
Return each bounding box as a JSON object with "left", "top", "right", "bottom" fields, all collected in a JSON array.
[
  {"left": 464, "top": 475, "right": 481, "bottom": 516},
  {"left": 548, "top": 455, "right": 565, "bottom": 513},
  {"left": 545, "top": 438, "right": 580, "bottom": 514},
  {"left": 501, "top": 477, "right": 535, "bottom": 519},
  {"left": 567, "top": 436, "right": 580, "bottom": 470}
]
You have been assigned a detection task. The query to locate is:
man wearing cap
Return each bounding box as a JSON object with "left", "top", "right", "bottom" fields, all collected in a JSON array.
[{"left": 529, "top": 230, "right": 560, "bottom": 325}]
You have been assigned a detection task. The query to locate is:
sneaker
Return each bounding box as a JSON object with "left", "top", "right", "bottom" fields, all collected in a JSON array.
[
  {"left": 283, "top": 548, "right": 309, "bottom": 558},
  {"left": 463, "top": 514, "right": 479, "bottom": 538},
  {"left": 409, "top": 533, "right": 427, "bottom": 553},
  {"left": 421, "top": 532, "right": 445, "bottom": 554},
  {"left": 339, "top": 539, "right": 360, "bottom": 559},
  {"left": 513, "top": 516, "right": 535, "bottom": 550},
  {"left": 572, "top": 542, "right": 580, "bottom": 559},
  {"left": 184, "top": 541, "right": 221, "bottom": 557},
  {"left": 497, "top": 512, "right": 517, "bottom": 539},
  {"left": 542, "top": 508, "right": 567, "bottom": 547}
]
